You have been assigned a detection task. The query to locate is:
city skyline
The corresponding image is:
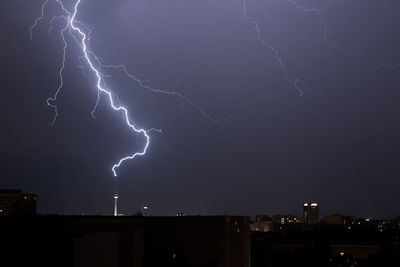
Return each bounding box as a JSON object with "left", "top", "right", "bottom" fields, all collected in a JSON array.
[{"left": 2, "top": 188, "right": 397, "bottom": 221}]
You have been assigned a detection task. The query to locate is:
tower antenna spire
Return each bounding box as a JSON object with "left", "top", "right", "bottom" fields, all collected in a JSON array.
[{"left": 113, "top": 177, "right": 118, "bottom": 216}]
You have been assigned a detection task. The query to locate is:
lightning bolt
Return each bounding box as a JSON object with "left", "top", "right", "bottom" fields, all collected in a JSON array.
[
  {"left": 46, "top": 13, "right": 68, "bottom": 126},
  {"left": 30, "top": 0, "right": 221, "bottom": 177},
  {"left": 286, "top": 0, "right": 400, "bottom": 70},
  {"left": 242, "top": 0, "right": 304, "bottom": 96},
  {"left": 58, "top": 0, "right": 152, "bottom": 176},
  {"left": 29, "top": 0, "right": 49, "bottom": 40}
]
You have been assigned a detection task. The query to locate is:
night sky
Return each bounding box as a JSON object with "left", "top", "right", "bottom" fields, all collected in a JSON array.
[{"left": 1, "top": 0, "right": 400, "bottom": 218}]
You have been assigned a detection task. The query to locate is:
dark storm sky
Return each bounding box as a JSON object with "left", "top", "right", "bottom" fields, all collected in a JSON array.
[{"left": 1, "top": 0, "right": 400, "bottom": 218}]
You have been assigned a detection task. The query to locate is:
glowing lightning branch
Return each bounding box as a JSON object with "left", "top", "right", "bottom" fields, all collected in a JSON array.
[
  {"left": 46, "top": 18, "right": 69, "bottom": 126},
  {"left": 30, "top": 0, "right": 222, "bottom": 177},
  {"left": 242, "top": 0, "right": 304, "bottom": 96},
  {"left": 287, "top": 0, "right": 400, "bottom": 70},
  {"left": 31, "top": 0, "right": 155, "bottom": 176},
  {"left": 98, "top": 63, "right": 223, "bottom": 123},
  {"left": 48, "top": 15, "right": 66, "bottom": 35},
  {"left": 29, "top": 0, "right": 49, "bottom": 40},
  {"left": 58, "top": 0, "right": 153, "bottom": 176}
]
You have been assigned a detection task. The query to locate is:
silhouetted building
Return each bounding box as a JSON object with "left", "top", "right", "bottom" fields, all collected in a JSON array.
[
  {"left": 251, "top": 221, "right": 273, "bottom": 232},
  {"left": 255, "top": 215, "right": 271, "bottom": 222},
  {"left": 271, "top": 214, "right": 302, "bottom": 225},
  {"left": 324, "top": 213, "right": 347, "bottom": 225},
  {"left": 303, "top": 202, "right": 319, "bottom": 224},
  {"left": 393, "top": 217, "right": 400, "bottom": 229},
  {"left": 140, "top": 206, "right": 150, "bottom": 216},
  {"left": 0, "top": 189, "right": 36, "bottom": 216},
  {"left": 251, "top": 226, "right": 400, "bottom": 267},
  {"left": 251, "top": 215, "right": 273, "bottom": 232},
  {"left": 270, "top": 214, "right": 303, "bottom": 231},
  {"left": 0, "top": 216, "right": 250, "bottom": 267}
]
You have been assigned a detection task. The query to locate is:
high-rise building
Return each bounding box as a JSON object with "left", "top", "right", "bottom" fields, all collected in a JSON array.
[
  {"left": 303, "top": 202, "right": 319, "bottom": 224},
  {"left": 0, "top": 189, "right": 37, "bottom": 216}
]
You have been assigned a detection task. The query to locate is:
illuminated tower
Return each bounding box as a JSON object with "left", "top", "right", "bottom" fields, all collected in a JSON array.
[
  {"left": 114, "top": 178, "right": 118, "bottom": 216},
  {"left": 114, "top": 193, "right": 118, "bottom": 216}
]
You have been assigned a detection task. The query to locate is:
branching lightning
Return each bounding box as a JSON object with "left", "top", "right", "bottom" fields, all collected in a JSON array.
[
  {"left": 30, "top": 0, "right": 220, "bottom": 177},
  {"left": 29, "top": 0, "right": 49, "bottom": 40},
  {"left": 98, "top": 63, "right": 222, "bottom": 123},
  {"left": 59, "top": 0, "right": 152, "bottom": 176},
  {"left": 33, "top": 0, "right": 398, "bottom": 177},
  {"left": 286, "top": 0, "right": 400, "bottom": 70},
  {"left": 241, "top": 0, "right": 399, "bottom": 96},
  {"left": 46, "top": 15, "right": 68, "bottom": 126},
  {"left": 242, "top": 0, "right": 304, "bottom": 96}
]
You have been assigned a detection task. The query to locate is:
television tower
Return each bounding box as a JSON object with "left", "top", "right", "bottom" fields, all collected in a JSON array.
[{"left": 114, "top": 177, "right": 118, "bottom": 216}]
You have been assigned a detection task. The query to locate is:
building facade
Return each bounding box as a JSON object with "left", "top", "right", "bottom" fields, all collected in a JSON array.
[
  {"left": 1, "top": 216, "right": 250, "bottom": 267},
  {"left": 0, "top": 189, "right": 36, "bottom": 216},
  {"left": 324, "top": 214, "right": 347, "bottom": 225},
  {"left": 303, "top": 203, "right": 319, "bottom": 224}
]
